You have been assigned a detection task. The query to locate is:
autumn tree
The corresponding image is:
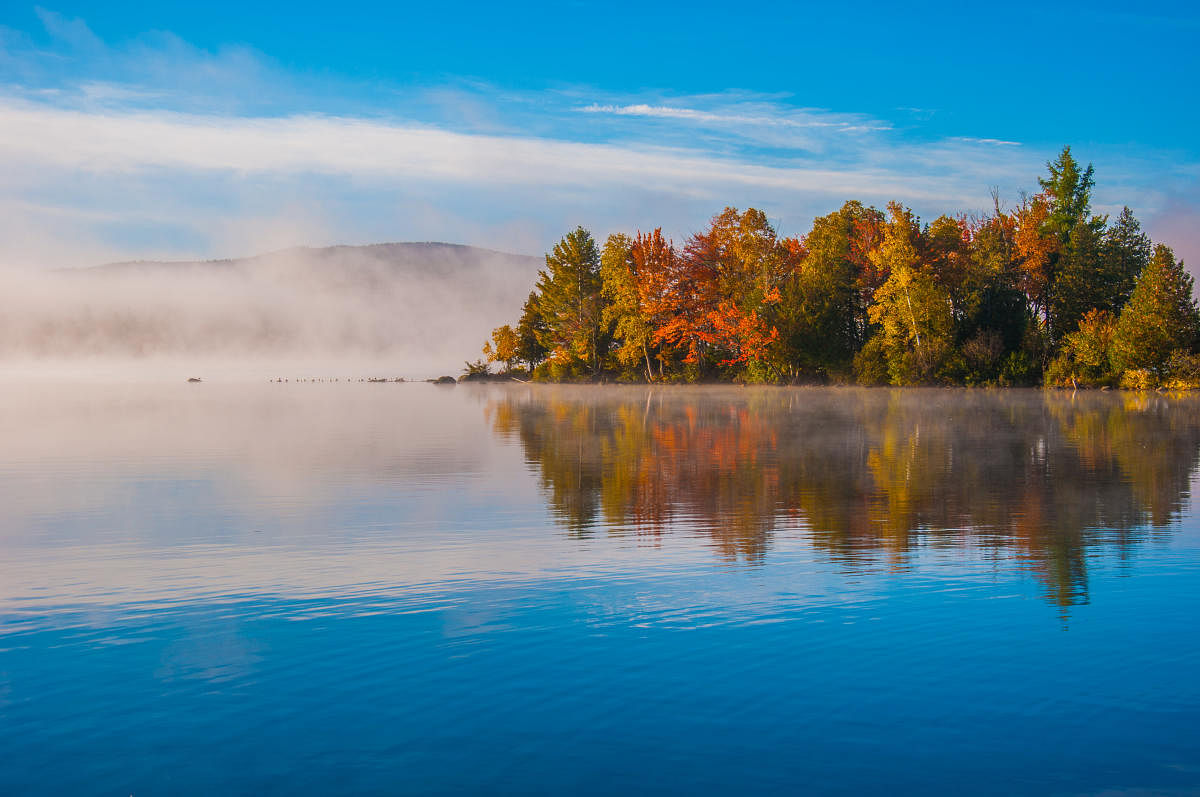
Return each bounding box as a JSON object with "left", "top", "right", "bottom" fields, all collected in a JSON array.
[
  {"left": 925, "top": 214, "right": 982, "bottom": 324},
  {"left": 703, "top": 207, "right": 791, "bottom": 304},
  {"left": 957, "top": 209, "right": 1033, "bottom": 384},
  {"left": 482, "top": 324, "right": 520, "bottom": 372},
  {"left": 601, "top": 231, "right": 662, "bottom": 381},
  {"left": 649, "top": 225, "right": 717, "bottom": 373},
  {"left": 780, "top": 201, "right": 883, "bottom": 378},
  {"left": 479, "top": 146, "right": 1192, "bottom": 389},
  {"left": 653, "top": 207, "right": 797, "bottom": 379},
  {"left": 688, "top": 207, "right": 796, "bottom": 378},
  {"left": 863, "top": 203, "right": 954, "bottom": 384},
  {"left": 1012, "top": 147, "right": 1102, "bottom": 343},
  {"left": 707, "top": 301, "right": 780, "bottom": 373},
  {"left": 1013, "top": 195, "right": 1057, "bottom": 329}
]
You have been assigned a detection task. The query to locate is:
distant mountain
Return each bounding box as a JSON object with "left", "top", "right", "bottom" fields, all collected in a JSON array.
[
  {"left": 88, "top": 242, "right": 540, "bottom": 279},
  {"left": 3, "top": 243, "right": 544, "bottom": 373}
]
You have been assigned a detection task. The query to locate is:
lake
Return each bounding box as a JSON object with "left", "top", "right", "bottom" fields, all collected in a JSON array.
[{"left": 2, "top": 382, "right": 1198, "bottom": 794}]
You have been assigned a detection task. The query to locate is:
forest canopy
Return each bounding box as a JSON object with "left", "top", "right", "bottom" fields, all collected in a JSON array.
[{"left": 481, "top": 148, "right": 1199, "bottom": 388}]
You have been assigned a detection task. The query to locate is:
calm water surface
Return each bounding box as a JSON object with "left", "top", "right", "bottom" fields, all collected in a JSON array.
[{"left": 2, "top": 383, "right": 1199, "bottom": 794}]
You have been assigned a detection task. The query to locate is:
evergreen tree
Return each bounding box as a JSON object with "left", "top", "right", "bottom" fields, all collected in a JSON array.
[
  {"left": 1036, "top": 146, "right": 1105, "bottom": 342},
  {"left": 1102, "top": 207, "right": 1152, "bottom": 310},
  {"left": 1049, "top": 213, "right": 1109, "bottom": 335},
  {"left": 1110, "top": 245, "right": 1200, "bottom": 375},
  {"left": 515, "top": 291, "right": 548, "bottom": 370},
  {"left": 533, "top": 227, "right": 603, "bottom": 376},
  {"left": 1039, "top": 145, "right": 1096, "bottom": 240}
]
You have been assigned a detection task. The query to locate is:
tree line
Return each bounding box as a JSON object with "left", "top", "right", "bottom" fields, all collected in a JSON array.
[{"left": 480, "top": 147, "right": 1199, "bottom": 387}]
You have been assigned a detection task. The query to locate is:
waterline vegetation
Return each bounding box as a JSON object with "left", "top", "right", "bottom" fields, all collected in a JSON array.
[{"left": 481, "top": 147, "right": 1199, "bottom": 388}]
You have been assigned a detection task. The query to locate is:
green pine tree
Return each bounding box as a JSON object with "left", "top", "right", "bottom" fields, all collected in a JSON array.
[
  {"left": 1049, "top": 213, "right": 1109, "bottom": 336},
  {"left": 1110, "top": 245, "right": 1200, "bottom": 376},
  {"left": 533, "top": 227, "right": 604, "bottom": 377},
  {"left": 515, "top": 291, "right": 549, "bottom": 370},
  {"left": 1037, "top": 146, "right": 1106, "bottom": 342},
  {"left": 1039, "top": 145, "right": 1096, "bottom": 240},
  {"left": 1103, "top": 206, "right": 1152, "bottom": 310}
]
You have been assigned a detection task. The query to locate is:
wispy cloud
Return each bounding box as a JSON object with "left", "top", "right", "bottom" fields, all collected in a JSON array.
[
  {"left": 949, "top": 136, "right": 1022, "bottom": 147},
  {"left": 0, "top": 10, "right": 1190, "bottom": 270},
  {"left": 0, "top": 98, "right": 962, "bottom": 192},
  {"left": 0, "top": 95, "right": 1050, "bottom": 215},
  {"left": 579, "top": 102, "right": 889, "bottom": 133},
  {"left": 0, "top": 95, "right": 1053, "bottom": 271}
]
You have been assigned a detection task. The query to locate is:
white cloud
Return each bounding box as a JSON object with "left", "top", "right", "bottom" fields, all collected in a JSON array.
[
  {"left": 0, "top": 92, "right": 1058, "bottom": 268},
  {"left": 579, "top": 102, "right": 890, "bottom": 133},
  {"left": 0, "top": 11, "right": 1189, "bottom": 270},
  {"left": 0, "top": 96, "right": 1021, "bottom": 197},
  {"left": 949, "top": 136, "right": 1021, "bottom": 147}
]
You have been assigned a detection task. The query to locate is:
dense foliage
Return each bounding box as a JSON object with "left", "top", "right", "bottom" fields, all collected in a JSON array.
[{"left": 483, "top": 148, "right": 1198, "bottom": 387}]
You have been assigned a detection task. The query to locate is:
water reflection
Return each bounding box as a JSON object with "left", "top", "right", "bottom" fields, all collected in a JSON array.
[
  {"left": 2, "top": 383, "right": 1199, "bottom": 794},
  {"left": 489, "top": 387, "right": 1200, "bottom": 609}
]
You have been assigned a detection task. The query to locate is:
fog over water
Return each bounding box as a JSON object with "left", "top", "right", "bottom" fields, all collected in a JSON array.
[
  {"left": 2, "top": 383, "right": 1200, "bottom": 794},
  {"left": 3, "top": 382, "right": 1197, "bottom": 612},
  {"left": 0, "top": 242, "right": 540, "bottom": 378}
]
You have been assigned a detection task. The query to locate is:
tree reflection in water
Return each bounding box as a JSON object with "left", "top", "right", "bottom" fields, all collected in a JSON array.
[{"left": 487, "top": 387, "right": 1200, "bottom": 610}]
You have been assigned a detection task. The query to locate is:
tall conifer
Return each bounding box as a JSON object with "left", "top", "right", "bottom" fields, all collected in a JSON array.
[
  {"left": 533, "top": 227, "right": 603, "bottom": 375},
  {"left": 1110, "top": 245, "right": 1200, "bottom": 374}
]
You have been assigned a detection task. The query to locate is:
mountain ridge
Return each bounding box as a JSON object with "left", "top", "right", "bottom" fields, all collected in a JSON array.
[{"left": 76, "top": 241, "right": 542, "bottom": 273}]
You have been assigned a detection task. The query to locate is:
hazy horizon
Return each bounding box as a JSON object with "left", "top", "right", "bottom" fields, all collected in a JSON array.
[{"left": 0, "top": 240, "right": 542, "bottom": 377}]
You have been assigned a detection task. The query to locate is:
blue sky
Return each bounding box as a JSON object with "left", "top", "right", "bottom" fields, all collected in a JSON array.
[{"left": 1, "top": 1, "right": 1198, "bottom": 269}]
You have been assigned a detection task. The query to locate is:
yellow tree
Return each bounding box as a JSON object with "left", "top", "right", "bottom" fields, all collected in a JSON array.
[
  {"left": 482, "top": 324, "right": 521, "bottom": 372},
  {"left": 866, "top": 203, "right": 954, "bottom": 384},
  {"left": 601, "top": 232, "right": 660, "bottom": 381}
]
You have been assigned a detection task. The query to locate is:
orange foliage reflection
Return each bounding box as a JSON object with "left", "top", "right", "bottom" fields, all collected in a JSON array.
[{"left": 488, "top": 387, "right": 1200, "bottom": 609}]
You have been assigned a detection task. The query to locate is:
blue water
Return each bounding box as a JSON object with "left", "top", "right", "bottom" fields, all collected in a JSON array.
[{"left": 1, "top": 383, "right": 1198, "bottom": 794}]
